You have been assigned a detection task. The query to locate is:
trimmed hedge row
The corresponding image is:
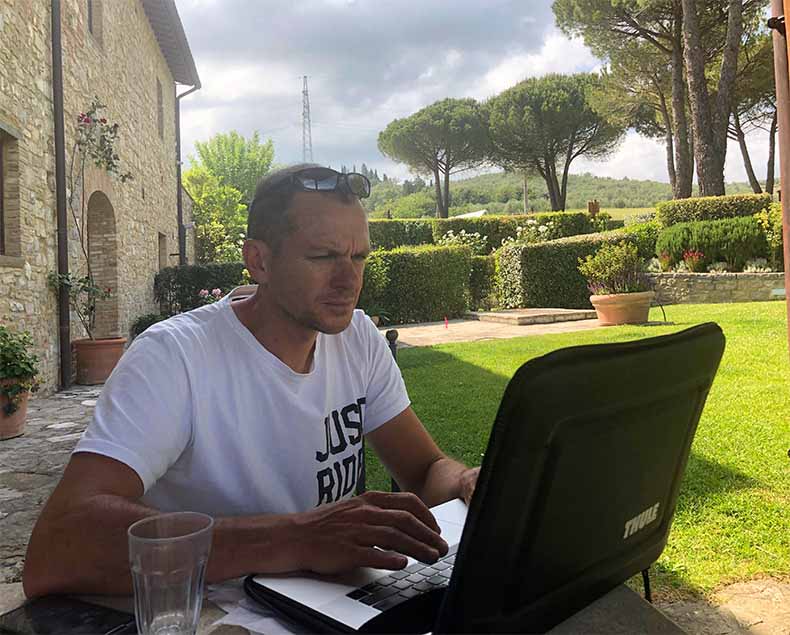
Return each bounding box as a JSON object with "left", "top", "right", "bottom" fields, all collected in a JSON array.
[
  {"left": 357, "top": 245, "right": 472, "bottom": 324},
  {"left": 655, "top": 216, "right": 769, "bottom": 271},
  {"left": 656, "top": 193, "right": 772, "bottom": 227},
  {"left": 470, "top": 255, "right": 497, "bottom": 310},
  {"left": 432, "top": 212, "right": 594, "bottom": 253},
  {"left": 368, "top": 219, "right": 434, "bottom": 250},
  {"left": 154, "top": 262, "right": 247, "bottom": 316},
  {"left": 497, "top": 224, "right": 660, "bottom": 309},
  {"left": 368, "top": 212, "right": 596, "bottom": 254}
]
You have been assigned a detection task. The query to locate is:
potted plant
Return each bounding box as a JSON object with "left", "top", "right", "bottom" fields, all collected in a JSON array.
[
  {"left": 0, "top": 327, "right": 40, "bottom": 440},
  {"left": 48, "top": 98, "right": 133, "bottom": 384},
  {"left": 578, "top": 242, "right": 654, "bottom": 326}
]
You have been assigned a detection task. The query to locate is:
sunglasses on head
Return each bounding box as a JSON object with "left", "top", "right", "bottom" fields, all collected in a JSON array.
[{"left": 285, "top": 167, "right": 371, "bottom": 199}]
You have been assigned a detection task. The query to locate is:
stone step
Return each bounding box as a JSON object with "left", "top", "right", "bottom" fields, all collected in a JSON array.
[{"left": 466, "top": 308, "right": 597, "bottom": 326}]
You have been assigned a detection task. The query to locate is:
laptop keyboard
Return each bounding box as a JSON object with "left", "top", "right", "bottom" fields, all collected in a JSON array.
[{"left": 345, "top": 544, "right": 458, "bottom": 611}]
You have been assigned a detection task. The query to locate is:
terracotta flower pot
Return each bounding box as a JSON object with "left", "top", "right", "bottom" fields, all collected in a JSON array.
[
  {"left": 73, "top": 337, "right": 127, "bottom": 385},
  {"left": 0, "top": 386, "right": 30, "bottom": 440},
  {"left": 590, "top": 291, "right": 654, "bottom": 326}
]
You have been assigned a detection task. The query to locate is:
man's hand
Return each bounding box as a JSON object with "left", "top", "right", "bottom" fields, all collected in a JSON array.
[
  {"left": 291, "top": 491, "right": 449, "bottom": 575},
  {"left": 459, "top": 467, "right": 480, "bottom": 505}
]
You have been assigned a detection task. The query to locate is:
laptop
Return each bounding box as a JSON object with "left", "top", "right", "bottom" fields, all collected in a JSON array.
[{"left": 245, "top": 323, "right": 726, "bottom": 633}]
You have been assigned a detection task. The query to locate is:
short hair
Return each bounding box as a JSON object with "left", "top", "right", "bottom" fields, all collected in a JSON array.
[{"left": 246, "top": 163, "right": 355, "bottom": 251}]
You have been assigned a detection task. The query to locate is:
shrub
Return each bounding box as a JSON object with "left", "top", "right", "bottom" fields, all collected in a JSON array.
[
  {"left": 0, "top": 327, "right": 40, "bottom": 415},
  {"left": 497, "top": 225, "right": 655, "bottom": 309},
  {"left": 655, "top": 216, "right": 768, "bottom": 271},
  {"left": 656, "top": 193, "right": 772, "bottom": 227},
  {"left": 756, "top": 203, "right": 784, "bottom": 271},
  {"left": 578, "top": 242, "right": 650, "bottom": 295},
  {"left": 356, "top": 246, "right": 471, "bottom": 324},
  {"left": 437, "top": 229, "right": 488, "bottom": 256},
  {"left": 470, "top": 255, "right": 497, "bottom": 310},
  {"left": 130, "top": 313, "right": 167, "bottom": 340},
  {"left": 357, "top": 250, "right": 390, "bottom": 316},
  {"left": 434, "top": 212, "right": 594, "bottom": 254},
  {"left": 154, "top": 262, "right": 247, "bottom": 316},
  {"left": 368, "top": 219, "right": 434, "bottom": 250},
  {"left": 609, "top": 221, "right": 661, "bottom": 259}
]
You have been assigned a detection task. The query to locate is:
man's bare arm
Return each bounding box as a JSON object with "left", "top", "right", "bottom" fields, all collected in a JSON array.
[
  {"left": 23, "top": 452, "right": 447, "bottom": 598},
  {"left": 366, "top": 407, "right": 479, "bottom": 507}
]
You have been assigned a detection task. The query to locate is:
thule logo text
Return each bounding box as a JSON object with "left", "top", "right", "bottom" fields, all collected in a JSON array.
[{"left": 623, "top": 502, "right": 660, "bottom": 539}]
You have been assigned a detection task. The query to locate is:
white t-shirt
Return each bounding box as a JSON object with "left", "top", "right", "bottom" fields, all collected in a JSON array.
[{"left": 74, "top": 292, "right": 410, "bottom": 516}]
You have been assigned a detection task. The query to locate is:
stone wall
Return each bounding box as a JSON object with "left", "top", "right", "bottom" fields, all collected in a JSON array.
[
  {"left": 649, "top": 273, "right": 786, "bottom": 305},
  {"left": 0, "top": 0, "right": 185, "bottom": 393}
]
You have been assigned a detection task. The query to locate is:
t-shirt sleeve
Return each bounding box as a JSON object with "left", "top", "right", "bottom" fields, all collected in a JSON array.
[
  {"left": 359, "top": 315, "right": 411, "bottom": 434},
  {"left": 73, "top": 327, "right": 193, "bottom": 493}
]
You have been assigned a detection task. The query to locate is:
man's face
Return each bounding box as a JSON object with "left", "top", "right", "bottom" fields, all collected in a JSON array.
[{"left": 261, "top": 192, "right": 370, "bottom": 335}]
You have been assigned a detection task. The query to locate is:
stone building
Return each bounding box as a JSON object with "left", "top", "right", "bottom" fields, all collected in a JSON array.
[{"left": 0, "top": 0, "right": 199, "bottom": 394}]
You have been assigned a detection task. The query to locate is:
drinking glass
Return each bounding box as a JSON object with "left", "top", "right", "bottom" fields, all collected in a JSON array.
[{"left": 128, "top": 512, "right": 214, "bottom": 635}]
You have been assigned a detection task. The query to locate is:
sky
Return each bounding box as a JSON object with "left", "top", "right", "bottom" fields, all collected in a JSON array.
[{"left": 176, "top": 0, "right": 773, "bottom": 186}]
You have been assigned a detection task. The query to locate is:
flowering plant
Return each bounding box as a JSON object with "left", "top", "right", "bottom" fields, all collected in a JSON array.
[
  {"left": 578, "top": 242, "right": 651, "bottom": 295},
  {"left": 48, "top": 97, "right": 133, "bottom": 339},
  {"left": 437, "top": 229, "right": 488, "bottom": 256},
  {"left": 197, "top": 288, "right": 224, "bottom": 305},
  {"left": 48, "top": 273, "right": 112, "bottom": 336},
  {"left": 500, "top": 219, "right": 555, "bottom": 248},
  {"left": 682, "top": 249, "right": 705, "bottom": 272}
]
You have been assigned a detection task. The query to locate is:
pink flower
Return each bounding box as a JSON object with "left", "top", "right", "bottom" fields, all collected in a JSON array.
[
  {"left": 198, "top": 289, "right": 209, "bottom": 298},
  {"left": 211, "top": 288, "right": 222, "bottom": 298}
]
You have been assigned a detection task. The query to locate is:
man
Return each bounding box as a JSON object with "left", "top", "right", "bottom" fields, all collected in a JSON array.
[{"left": 23, "top": 164, "right": 479, "bottom": 598}]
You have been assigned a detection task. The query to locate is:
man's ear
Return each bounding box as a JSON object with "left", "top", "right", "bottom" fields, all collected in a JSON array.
[{"left": 242, "top": 239, "right": 272, "bottom": 285}]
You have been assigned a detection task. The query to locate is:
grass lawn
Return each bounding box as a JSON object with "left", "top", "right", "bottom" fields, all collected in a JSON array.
[{"left": 365, "top": 301, "right": 790, "bottom": 600}]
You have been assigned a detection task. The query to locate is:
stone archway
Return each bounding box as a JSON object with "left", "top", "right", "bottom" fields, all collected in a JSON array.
[{"left": 86, "top": 191, "right": 119, "bottom": 338}]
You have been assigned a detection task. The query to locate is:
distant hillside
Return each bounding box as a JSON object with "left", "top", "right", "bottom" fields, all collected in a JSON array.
[{"left": 367, "top": 171, "right": 764, "bottom": 218}]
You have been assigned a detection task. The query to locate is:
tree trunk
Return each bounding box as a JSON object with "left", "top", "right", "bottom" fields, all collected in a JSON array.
[
  {"left": 767, "top": 109, "right": 777, "bottom": 195},
  {"left": 523, "top": 172, "right": 529, "bottom": 213},
  {"left": 432, "top": 165, "right": 444, "bottom": 218},
  {"left": 559, "top": 132, "right": 576, "bottom": 212},
  {"left": 671, "top": 3, "right": 693, "bottom": 198},
  {"left": 732, "top": 110, "right": 762, "bottom": 193},
  {"left": 657, "top": 84, "right": 677, "bottom": 192},
  {"left": 713, "top": 0, "right": 743, "bottom": 179},
  {"left": 682, "top": 0, "right": 725, "bottom": 196},
  {"left": 442, "top": 166, "right": 451, "bottom": 219},
  {"left": 548, "top": 162, "right": 561, "bottom": 211},
  {"left": 539, "top": 159, "right": 560, "bottom": 211}
]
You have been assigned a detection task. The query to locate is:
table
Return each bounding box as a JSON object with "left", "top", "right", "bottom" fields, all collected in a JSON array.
[{"left": 1, "top": 581, "right": 683, "bottom": 633}]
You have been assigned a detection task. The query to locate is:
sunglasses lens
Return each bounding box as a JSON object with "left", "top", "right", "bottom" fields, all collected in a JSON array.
[
  {"left": 295, "top": 168, "right": 338, "bottom": 191},
  {"left": 346, "top": 173, "right": 371, "bottom": 198}
]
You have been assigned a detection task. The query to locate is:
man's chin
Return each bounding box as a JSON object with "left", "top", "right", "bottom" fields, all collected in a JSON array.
[{"left": 309, "top": 308, "right": 355, "bottom": 335}]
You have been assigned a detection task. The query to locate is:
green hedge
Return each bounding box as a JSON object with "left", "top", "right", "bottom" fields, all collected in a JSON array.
[
  {"left": 368, "top": 219, "right": 435, "bottom": 250},
  {"left": 656, "top": 193, "right": 772, "bottom": 227},
  {"left": 130, "top": 313, "right": 167, "bottom": 339},
  {"left": 434, "top": 212, "right": 594, "bottom": 254},
  {"left": 154, "top": 262, "right": 247, "bottom": 316},
  {"left": 655, "top": 216, "right": 769, "bottom": 271},
  {"left": 497, "top": 224, "right": 658, "bottom": 309},
  {"left": 470, "top": 255, "right": 497, "bottom": 310},
  {"left": 357, "top": 246, "right": 471, "bottom": 324}
]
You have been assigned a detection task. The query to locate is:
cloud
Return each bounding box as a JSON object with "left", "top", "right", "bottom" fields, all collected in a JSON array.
[
  {"left": 478, "top": 28, "right": 600, "bottom": 98},
  {"left": 176, "top": 0, "right": 774, "bottom": 186}
]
